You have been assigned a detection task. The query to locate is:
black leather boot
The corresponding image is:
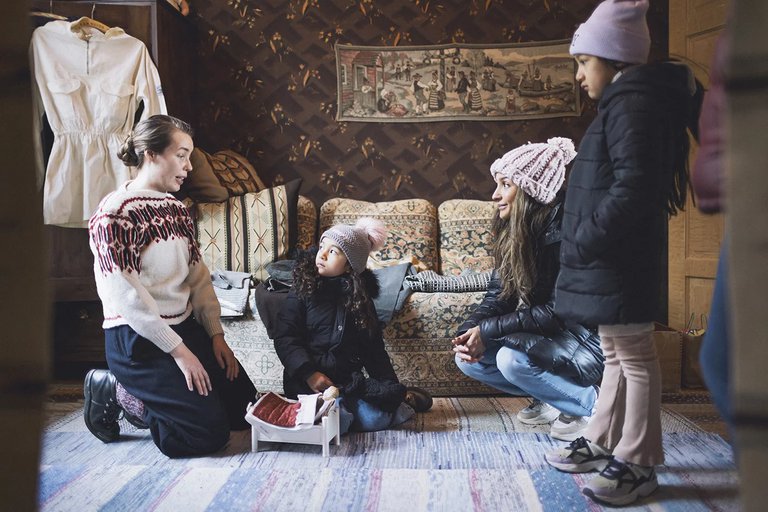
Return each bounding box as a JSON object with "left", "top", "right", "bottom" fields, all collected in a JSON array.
[{"left": 83, "top": 369, "right": 121, "bottom": 442}]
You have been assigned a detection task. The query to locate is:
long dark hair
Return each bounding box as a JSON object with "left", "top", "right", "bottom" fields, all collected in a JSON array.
[
  {"left": 598, "top": 57, "right": 704, "bottom": 216},
  {"left": 493, "top": 190, "right": 555, "bottom": 304},
  {"left": 293, "top": 250, "right": 379, "bottom": 335},
  {"left": 117, "top": 115, "right": 193, "bottom": 169}
]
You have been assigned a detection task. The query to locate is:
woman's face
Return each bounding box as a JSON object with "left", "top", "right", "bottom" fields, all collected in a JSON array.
[
  {"left": 574, "top": 54, "right": 617, "bottom": 100},
  {"left": 316, "top": 237, "right": 350, "bottom": 277},
  {"left": 492, "top": 173, "right": 518, "bottom": 221},
  {"left": 142, "top": 130, "right": 193, "bottom": 193}
]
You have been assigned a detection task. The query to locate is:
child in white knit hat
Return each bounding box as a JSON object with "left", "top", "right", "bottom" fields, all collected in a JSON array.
[
  {"left": 273, "top": 218, "right": 432, "bottom": 435},
  {"left": 545, "top": 0, "right": 704, "bottom": 506},
  {"left": 453, "top": 137, "right": 605, "bottom": 445}
]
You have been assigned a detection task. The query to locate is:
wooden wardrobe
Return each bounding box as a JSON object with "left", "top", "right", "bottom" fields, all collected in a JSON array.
[{"left": 30, "top": 0, "right": 197, "bottom": 375}]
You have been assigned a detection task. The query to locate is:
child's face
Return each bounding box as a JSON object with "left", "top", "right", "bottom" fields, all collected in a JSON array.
[
  {"left": 574, "top": 55, "right": 617, "bottom": 100},
  {"left": 316, "top": 238, "right": 350, "bottom": 277},
  {"left": 492, "top": 173, "right": 518, "bottom": 221}
]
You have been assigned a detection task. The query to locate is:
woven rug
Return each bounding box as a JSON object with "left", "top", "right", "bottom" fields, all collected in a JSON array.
[{"left": 39, "top": 397, "right": 739, "bottom": 511}]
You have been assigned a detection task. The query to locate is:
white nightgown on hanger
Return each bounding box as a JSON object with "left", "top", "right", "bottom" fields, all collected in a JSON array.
[{"left": 30, "top": 20, "right": 167, "bottom": 227}]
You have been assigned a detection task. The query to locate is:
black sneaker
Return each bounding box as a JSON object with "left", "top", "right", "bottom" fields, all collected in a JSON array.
[
  {"left": 582, "top": 458, "right": 659, "bottom": 506},
  {"left": 404, "top": 386, "right": 433, "bottom": 412},
  {"left": 83, "top": 369, "right": 121, "bottom": 443},
  {"left": 545, "top": 436, "right": 612, "bottom": 473}
]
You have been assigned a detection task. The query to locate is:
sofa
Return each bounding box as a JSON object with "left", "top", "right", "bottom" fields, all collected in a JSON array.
[{"left": 190, "top": 182, "right": 500, "bottom": 397}]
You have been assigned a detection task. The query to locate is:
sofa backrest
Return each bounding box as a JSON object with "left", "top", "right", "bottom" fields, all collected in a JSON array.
[
  {"left": 296, "top": 195, "right": 317, "bottom": 250},
  {"left": 319, "top": 198, "right": 439, "bottom": 271},
  {"left": 438, "top": 199, "right": 496, "bottom": 276}
]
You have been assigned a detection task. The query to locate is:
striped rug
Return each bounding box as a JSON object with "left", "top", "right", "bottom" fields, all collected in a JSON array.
[{"left": 40, "top": 397, "right": 738, "bottom": 511}]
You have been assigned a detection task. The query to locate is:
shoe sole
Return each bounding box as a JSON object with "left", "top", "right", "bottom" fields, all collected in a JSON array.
[
  {"left": 546, "top": 456, "right": 609, "bottom": 473},
  {"left": 550, "top": 430, "right": 586, "bottom": 442},
  {"left": 83, "top": 369, "right": 118, "bottom": 443},
  {"left": 518, "top": 409, "right": 560, "bottom": 425},
  {"left": 124, "top": 413, "right": 149, "bottom": 429},
  {"left": 582, "top": 480, "right": 659, "bottom": 506}
]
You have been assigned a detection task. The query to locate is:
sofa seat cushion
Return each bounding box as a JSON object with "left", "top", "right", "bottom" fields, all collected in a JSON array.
[
  {"left": 438, "top": 199, "right": 496, "bottom": 276},
  {"left": 222, "top": 293, "right": 285, "bottom": 394},
  {"left": 319, "top": 198, "right": 438, "bottom": 270},
  {"left": 383, "top": 291, "right": 496, "bottom": 396}
]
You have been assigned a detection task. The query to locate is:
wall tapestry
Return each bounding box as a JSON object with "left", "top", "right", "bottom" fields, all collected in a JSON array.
[{"left": 335, "top": 40, "right": 579, "bottom": 123}]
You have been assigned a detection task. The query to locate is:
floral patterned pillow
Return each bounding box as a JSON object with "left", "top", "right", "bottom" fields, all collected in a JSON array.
[{"left": 319, "top": 198, "right": 438, "bottom": 271}]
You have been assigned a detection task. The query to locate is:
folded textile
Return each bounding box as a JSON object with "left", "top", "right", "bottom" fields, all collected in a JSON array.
[
  {"left": 404, "top": 270, "right": 492, "bottom": 293},
  {"left": 248, "top": 391, "right": 334, "bottom": 428},
  {"left": 211, "top": 269, "right": 252, "bottom": 317}
]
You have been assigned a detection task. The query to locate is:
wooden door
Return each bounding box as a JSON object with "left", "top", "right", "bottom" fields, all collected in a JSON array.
[{"left": 667, "top": 0, "right": 729, "bottom": 331}]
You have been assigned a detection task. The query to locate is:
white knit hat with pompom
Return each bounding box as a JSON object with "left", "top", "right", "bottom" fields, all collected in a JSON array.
[
  {"left": 490, "top": 137, "right": 576, "bottom": 205},
  {"left": 320, "top": 217, "right": 387, "bottom": 273}
]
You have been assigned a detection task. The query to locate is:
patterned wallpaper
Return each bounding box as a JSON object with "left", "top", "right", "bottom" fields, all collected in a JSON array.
[{"left": 192, "top": 0, "right": 668, "bottom": 206}]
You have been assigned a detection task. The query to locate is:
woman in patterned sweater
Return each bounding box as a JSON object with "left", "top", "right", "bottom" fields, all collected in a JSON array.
[{"left": 84, "top": 115, "right": 257, "bottom": 457}]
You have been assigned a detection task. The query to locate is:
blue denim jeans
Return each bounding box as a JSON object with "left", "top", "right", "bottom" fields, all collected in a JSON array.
[
  {"left": 700, "top": 241, "right": 732, "bottom": 433},
  {"left": 455, "top": 342, "right": 597, "bottom": 417},
  {"left": 336, "top": 397, "right": 415, "bottom": 434}
]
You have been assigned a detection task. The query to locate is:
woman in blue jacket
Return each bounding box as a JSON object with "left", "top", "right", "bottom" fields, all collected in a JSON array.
[{"left": 453, "top": 138, "right": 604, "bottom": 442}]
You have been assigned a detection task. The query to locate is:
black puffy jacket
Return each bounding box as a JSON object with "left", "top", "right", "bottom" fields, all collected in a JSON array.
[
  {"left": 273, "top": 268, "right": 405, "bottom": 409},
  {"left": 458, "top": 204, "right": 604, "bottom": 387},
  {"left": 555, "top": 62, "right": 701, "bottom": 326}
]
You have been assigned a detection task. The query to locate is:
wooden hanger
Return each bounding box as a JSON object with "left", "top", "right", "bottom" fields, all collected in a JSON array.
[
  {"left": 30, "top": 1, "right": 68, "bottom": 21},
  {"left": 71, "top": 4, "right": 111, "bottom": 33},
  {"left": 71, "top": 16, "right": 111, "bottom": 33}
]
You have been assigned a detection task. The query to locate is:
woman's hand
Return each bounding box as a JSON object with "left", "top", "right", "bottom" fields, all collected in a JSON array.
[
  {"left": 452, "top": 326, "right": 485, "bottom": 363},
  {"left": 212, "top": 333, "right": 239, "bottom": 381},
  {"left": 306, "top": 372, "right": 334, "bottom": 393},
  {"left": 170, "top": 343, "right": 212, "bottom": 395}
]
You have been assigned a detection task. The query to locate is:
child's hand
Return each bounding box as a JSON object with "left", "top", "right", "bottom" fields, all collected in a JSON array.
[{"left": 306, "top": 372, "right": 334, "bottom": 393}]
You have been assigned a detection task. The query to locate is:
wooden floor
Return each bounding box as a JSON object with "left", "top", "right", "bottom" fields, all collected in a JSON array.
[{"left": 45, "top": 381, "right": 729, "bottom": 439}]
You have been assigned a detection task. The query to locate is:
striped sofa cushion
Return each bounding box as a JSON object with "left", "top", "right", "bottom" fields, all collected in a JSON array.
[{"left": 193, "top": 180, "right": 302, "bottom": 281}]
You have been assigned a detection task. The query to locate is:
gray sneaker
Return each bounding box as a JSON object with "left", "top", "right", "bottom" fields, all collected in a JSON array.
[
  {"left": 517, "top": 399, "right": 559, "bottom": 425},
  {"left": 550, "top": 412, "right": 590, "bottom": 441},
  {"left": 545, "top": 436, "right": 612, "bottom": 473},
  {"left": 582, "top": 458, "right": 659, "bottom": 506}
]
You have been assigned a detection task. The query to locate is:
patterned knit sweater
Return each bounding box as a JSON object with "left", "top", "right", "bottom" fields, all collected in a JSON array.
[{"left": 88, "top": 182, "right": 222, "bottom": 352}]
